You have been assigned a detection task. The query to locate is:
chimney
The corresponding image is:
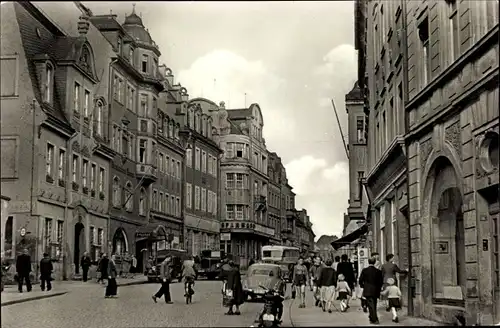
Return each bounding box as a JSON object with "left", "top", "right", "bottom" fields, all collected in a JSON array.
[{"left": 77, "top": 15, "right": 90, "bottom": 37}]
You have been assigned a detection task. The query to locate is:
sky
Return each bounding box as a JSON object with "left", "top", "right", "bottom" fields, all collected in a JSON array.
[{"left": 82, "top": 1, "right": 358, "bottom": 239}]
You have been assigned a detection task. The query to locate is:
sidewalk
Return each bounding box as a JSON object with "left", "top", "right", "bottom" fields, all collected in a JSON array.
[
  {"left": 1, "top": 276, "right": 147, "bottom": 306},
  {"left": 281, "top": 298, "right": 445, "bottom": 327}
]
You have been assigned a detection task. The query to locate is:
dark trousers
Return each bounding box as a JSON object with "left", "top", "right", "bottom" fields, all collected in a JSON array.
[
  {"left": 366, "top": 297, "right": 379, "bottom": 323},
  {"left": 154, "top": 281, "right": 171, "bottom": 302},
  {"left": 40, "top": 274, "right": 52, "bottom": 291},
  {"left": 17, "top": 273, "right": 32, "bottom": 292},
  {"left": 361, "top": 297, "right": 368, "bottom": 309},
  {"left": 82, "top": 266, "right": 90, "bottom": 282},
  {"left": 105, "top": 278, "right": 117, "bottom": 296}
]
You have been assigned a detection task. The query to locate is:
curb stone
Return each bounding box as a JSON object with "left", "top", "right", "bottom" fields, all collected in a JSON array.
[{"left": 1, "top": 291, "right": 68, "bottom": 307}]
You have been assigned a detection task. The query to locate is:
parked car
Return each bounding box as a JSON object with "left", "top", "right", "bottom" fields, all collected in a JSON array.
[
  {"left": 198, "top": 250, "right": 223, "bottom": 280},
  {"left": 146, "top": 249, "right": 188, "bottom": 283},
  {"left": 242, "top": 263, "right": 285, "bottom": 301}
]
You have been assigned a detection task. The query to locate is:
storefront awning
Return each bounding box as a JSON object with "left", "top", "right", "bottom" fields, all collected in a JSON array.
[
  {"left": 331, "top": 223, "right": 369, "bottom": 250},
  {"left": 135, "top": 224, "right": 167, "bottom": 242}
]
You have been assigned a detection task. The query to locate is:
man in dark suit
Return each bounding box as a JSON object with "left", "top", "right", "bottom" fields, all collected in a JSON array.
[
  {"left": 16, "top": 248, "right": 32, "bottom": 293},
  {"left": 359, "top": 257, "right": 384, "bottom": 324}
]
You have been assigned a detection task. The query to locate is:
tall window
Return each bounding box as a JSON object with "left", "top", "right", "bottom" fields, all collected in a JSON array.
[
  {"left": 99, "top": 167, "right": 105, "bottom": 193},
  {"left": 139, "top": 139, "right": 147, "bottom": 164},
  {"left": 141, "top": 54, "right": 148, "bottom": 73},
  {"left": 379, "top": 204, "right": 386, "bottom": 263},
  {"left": 129, "top": 47, "right": 134, "bottom": 63},
  {"left": 84, "top": 90, "right": 90, "bottom": 117},
  {"left": 43, "top": 218, "right": 53, "bottom": 253},
  {"left": 176, "top": 198, "right": 180, "bottom": 216},
  {"left": 96, "top": 100, "right": 104, "bottom": 135},
  {"left": 176, "top": 161, "right": 181, "bottom": 180},
  {"left": 213, "top": 194, "right": 217, "bottom": 215},
  {"left": 46, "top": 144, "right": 54, "bottom": 178},
  {"left": 125, "top": 181, "right": 133, "bottom": 211},
  {"left": 171, "top": 195, "right": 175, "bottom": 215},
  {"left": 45, "top": 64, "right": 53, "bottom": 102},
  {"left": 448, "top": 1, "right": 459, "bottom": 65},
  {"left": 236, "top": 205, "right": 244, "bottom": 220},
  {"left": 201, "top": 151, "right": 207, "bottom": 173},
  {"left": 186, "top": 148, "right": 192, "bottom": 167},
  {"left": 357, "top": 171, "right": 364, "bottom": 201},
  {"left": 208, "top": 191, "right": 213, "bottom": 213},
  {"left": 226, "top": 173, "right": 235, "bottom": 188},
  {"left": 153, "top": 190, "right": 158, "bottom": 210},
  {"left": 195, "top": 186, "right": 200, "bottom": 210},
  {"left": 90, "top": 163, "right": 96, "bottom": 192},
  {"left": 113, "top": 177, "right": 121, "bottom": 207},
  {"left": 72, "top": 155, "right": 78, "bottom": 183},
  {"left": 195, "top": 147, "right": 201, "bottom": 170},
  {"left": 226, "top": 205, "right": 235, "bottom": 220},
  {"left": 171, "top": 159, "right": 175, "bottom": 178},
  {"left": 139, "top": 94, "right": 148, "bottom": 116},
  {"left": 74, "top": 82, "right": 80, "bottom": 113},
  {"left": 208, "top": 155, "right": 213, "bottom": 175},
  {"left": 236, "top": 173, "right": 244, "bottom": 189},
  {"left": 139, "top": 188, "right": 146, "bottom": 215},
  {"left": 214, "top": 158, "right": 217, "bottom": 177},
  {"left": 165, "top": 193, "right": 170, "bottom": 214},
  {"left": 186, "top": 183, "right": 192, "bottom": 209},
  {"left": 418, "top": 17, "right": 430, "bottom": 86},
  {"left": 201, "top": 188, "right": 207, "bottom": 211},
  {"left": 82, "top": 159, "right": 88, "bottom": 188},
  {"left": 356, "top": 116, "right": 365, "bottom": 143},
  {"left": 58, "top": 149, "right": 65, "bottom": 181}
]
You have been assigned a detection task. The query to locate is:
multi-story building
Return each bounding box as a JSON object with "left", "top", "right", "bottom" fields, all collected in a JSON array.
[
  {"left": 212, "top": 102, "right": 275, "bottom": 267},
  {"left": 282, "top": 183, "right": 298, "bottom": 247},
  {"left": 267, "top": 152, "right": 285, "bottom": 245},
  {"left": 356, "top": 0, "right": 499, "bottom": 324},
  {"left": 90, "top": 7, "right": 182, "bottom": 270},
  {"left": 1, "top": 2, "right": 114, "bottom": 280},
  {"left": 296, "top": 209, "right": 315, "bottom": 251},
  {"left": 174, "top": 95, "right": 222, "bottom": 256}
]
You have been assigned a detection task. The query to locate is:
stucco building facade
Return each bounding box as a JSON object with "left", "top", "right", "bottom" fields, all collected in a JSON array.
[
  {"left": 1, "top": 2, "right": 114, "bottom": 280},
  {"left": 355, "top": 0, "right": 499, "bottom": 324}
]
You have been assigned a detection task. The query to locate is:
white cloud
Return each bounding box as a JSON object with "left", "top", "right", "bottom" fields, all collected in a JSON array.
[{"left": 285, "top": 156, "right": 349, "bottom": 237}]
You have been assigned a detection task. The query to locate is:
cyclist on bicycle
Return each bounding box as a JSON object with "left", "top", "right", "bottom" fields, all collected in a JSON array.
[{"left": 182, "top": 256, "right": 197, "bottom": 297}]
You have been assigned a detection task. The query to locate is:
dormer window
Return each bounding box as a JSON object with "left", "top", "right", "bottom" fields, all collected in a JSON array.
[
  {"left": 141, "top": 54, "right": 148, "bottom": 73},
  {"left": 44, "top": 63, "right": 54, "bottom": 103}
]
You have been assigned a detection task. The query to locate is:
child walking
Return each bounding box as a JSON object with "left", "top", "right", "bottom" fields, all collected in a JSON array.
[
  {"left": 335, "top": 274, "right": 351, "bottom": 312},
  {"left": 381, "top": 278, "right": 402, "bottom": 323}
]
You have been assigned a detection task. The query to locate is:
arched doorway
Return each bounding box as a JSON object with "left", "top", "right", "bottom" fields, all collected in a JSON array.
[
  {"left": 427, "top": 156, "right": 465, "bottom": 303},
  {"left": 74, "top": 221, "right": 85, "bottom": 274},
  {"left": 112, "top": 228, "right": 128, "bottom": 256}
]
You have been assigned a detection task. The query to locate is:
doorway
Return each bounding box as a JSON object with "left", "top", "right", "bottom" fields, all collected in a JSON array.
[{"left": 74, "top": 222, "right": 85, "bottom": 274}]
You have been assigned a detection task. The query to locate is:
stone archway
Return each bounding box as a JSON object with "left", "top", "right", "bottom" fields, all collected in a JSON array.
[
  {"left": 424, "top": 156, "right": 466, "bottom": 305},
  {"left": 112, "top": 228, "right": 128, "bottom": 256},
  {"left": 74, "top": 221, "right": 85, "bottom": 274}
]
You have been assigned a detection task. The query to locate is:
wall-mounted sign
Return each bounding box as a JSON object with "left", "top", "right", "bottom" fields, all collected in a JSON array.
[
  {"left": 220, "top": 233, "right": 231, "bottom": 241},
  {"left": 20, "top": 228, "right": 26, "bottom": 237},
  {"left": 434, "top": 241, "right": 449, "bottom": 254}
]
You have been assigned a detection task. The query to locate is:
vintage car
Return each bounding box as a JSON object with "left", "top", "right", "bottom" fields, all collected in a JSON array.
[
  {"left": 146, "top": 248, "right": 188, "bottom": 283},
  {"left": 242, "top": 263, "right": 285, "bottom": 300},
  {"left": 197, "top": 250, "right": 223, "bottom": 280}
]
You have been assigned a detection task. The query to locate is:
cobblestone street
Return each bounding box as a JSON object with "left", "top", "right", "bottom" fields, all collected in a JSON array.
[{"left": 1, "top": 280, "right": 263, "bottom": 328}]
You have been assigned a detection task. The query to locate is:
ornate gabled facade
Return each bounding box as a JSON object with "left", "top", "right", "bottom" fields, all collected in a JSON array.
[
  {"left": 1, "top": 1, "right": 115, "bottom": 280},
  {"left": 89, "top": 5, "right": 172, "bottom": 272}
]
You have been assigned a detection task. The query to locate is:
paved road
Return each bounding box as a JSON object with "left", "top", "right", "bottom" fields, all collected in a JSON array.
[{"left": 1, "top": 280, "right": 263, "bottom": 328}]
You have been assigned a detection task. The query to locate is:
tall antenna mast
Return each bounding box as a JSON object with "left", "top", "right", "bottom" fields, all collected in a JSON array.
[{"left": 331, "top": 99, "right": 349, "bottom": 159}]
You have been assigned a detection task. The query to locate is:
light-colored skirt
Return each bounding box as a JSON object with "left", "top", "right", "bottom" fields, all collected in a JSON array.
[{"left": 321, "top": 286, "right": 336, "bottom": 302}]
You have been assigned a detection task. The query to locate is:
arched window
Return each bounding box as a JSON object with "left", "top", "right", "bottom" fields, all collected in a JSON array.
[
  {"left": 95, "top": 100, "right": 104, "bottom": 136},
  {"left": 113, "top": 177, "right": 121, "bottom": 207},
  {"left": 168, "top": 121, "right": 173, "bottom": 138},
  {"left": 189, "top": 108, "right": 194, "bottom": 128},
  {"left": 139, "top": 187, "right": 146, "bottom": 215},
  {"left": 45, "top": 63, "right": 54, "bottom": 103},
  {"left": 125, "top": 181, "right": 133, "bottom": 211},
  {"left": 113, "top": 228, "right": 128, "bottom": 255}
]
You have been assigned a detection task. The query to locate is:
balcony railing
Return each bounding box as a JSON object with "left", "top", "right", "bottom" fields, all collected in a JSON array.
[{"left": 136, "top": 163, "right": 158, "bottom": 185}]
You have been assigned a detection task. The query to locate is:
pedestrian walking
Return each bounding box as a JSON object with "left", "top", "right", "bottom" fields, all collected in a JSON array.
[
  {"left": 130, "top": 255, "right": 137, "bottom": 279},
  {"left": 80, "top": 252, "right": 92, "bottom": 282},
  {"left": 105, "top": 255, "right": 118, "bottom": 298},
  {"left": 39, "top": 252, "right": 53, "bottom": 291},
  {"left": 97, "top": 253, "right": 109, "bottom": 284},
  {"left": 221, "top": 260, "right": 244, "bottom": 315},
  {"left": 381, "top": 254, "right": 407, "bottom": 311},
  {"left": 332, "top": 256, "right": 341, "bottom": 271},
  {"left": 336, "top": 274, "right": 352, "bottom": 312},
  {"left": 336, "top": 254, "right": 355, "bottom": 309},
  {"left": 358, "top": 257, "right": 384, "bottom": 325},
  {"left": 380, "top": 278, "right": 402, "bottom": 323},
  {"left": 309, "top": 256, "right": 325, "bottom": 307},
  {"left": 15, "top": 248, "right": 32, "bottom": 293},
  {"left": 292, "top": 257, "right": 309, "bottom": 308},
  {"left": 318, "top": 259, "right": 336, "bottom": 313},
  {"left": 152, "top": 257, "right": 173, "bottom": 304}
]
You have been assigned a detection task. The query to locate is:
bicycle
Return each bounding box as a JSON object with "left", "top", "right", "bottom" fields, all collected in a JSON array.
[{"left": 184, "top": 277, "right": 195, "bottom": 304}]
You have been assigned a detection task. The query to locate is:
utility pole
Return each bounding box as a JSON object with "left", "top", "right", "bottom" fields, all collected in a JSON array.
[{"left": 331, "top": 99, "right": 349, "bottom": 159}]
